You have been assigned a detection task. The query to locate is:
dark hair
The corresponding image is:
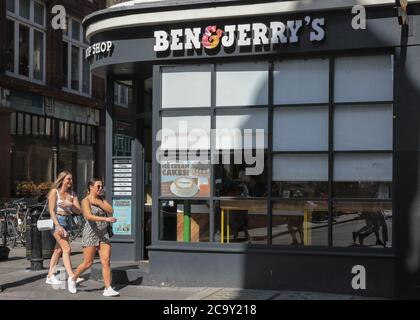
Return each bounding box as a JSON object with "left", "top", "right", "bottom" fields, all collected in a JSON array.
[{"left": 86, "top": 178, "right": 104, "bottom": 196}]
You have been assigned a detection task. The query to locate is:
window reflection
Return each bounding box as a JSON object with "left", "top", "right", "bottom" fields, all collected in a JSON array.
[
  {"left": 333, "top": 202, "right": 392, "bottom": 247},
  {"left": 159, "top": 200, "right": 210, "bottom": 242},
  {"left": 272, "top": 201, "right": 328, "bottom": 246},
  {"left": 214, "top": 151, "right": 267, "bottom": 198},
  {"left": 215, "top": 200, "right": 267, "bottom": 244}
]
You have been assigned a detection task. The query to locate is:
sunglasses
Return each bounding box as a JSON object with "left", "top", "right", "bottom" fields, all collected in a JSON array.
[{"left": 95, "top": 185, "right": 103, "bottom": 189}]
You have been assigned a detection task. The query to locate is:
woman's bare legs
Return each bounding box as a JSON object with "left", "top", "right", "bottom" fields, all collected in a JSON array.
[
  {"left": 47, "top": 243, "right": 62, "bottom": 278},
  {"left": 98, "top": 242, "right": 112, "bottom": 288},
  {"left": 52, "top": 232, "right": 74, "bottom": 278},
  {"left": 72, "top": 246, "right": 96, "bottom": 280}
]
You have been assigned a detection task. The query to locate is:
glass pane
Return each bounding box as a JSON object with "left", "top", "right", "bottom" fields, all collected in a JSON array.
[
  {"left": 273, "top": 59, "right": 329, "bottom": 104},
  {"left": 7, "top": 0, "right": 15, "bottom": 13},
  {"left": 215, "top": 200, "right": 267, "bottom": 244},
  {"left": 19, "top": 0, "right": 30, "bottom": 19},
  {"left": 215, "top": 109, "right": 267, "bottom": 150},
  {"left": 63, "top": 42, "right": 68, "bottom": 87},
  {"left": 86, "top": 126, "right": 91, "bottom": 145},
  {"left": 70, "top": 122, "right": 75, "bottom": 142},
  {"left": 59, "top": 121, "right": 64, "bottom": 139},
  {"left": 334, "top": 55, "right": 393, "bottom": 102},
  {"left": 113, "top": 121, "right": 131, "bottom": 156},
  {"left": 45, "top": 118, "right": 51, "bottom": 135},
  {"left": 33, "top": 30, "right": 44, "bottom": 81},
  {"left": 162, "top": 66, "right": 211, "bottom": 108},
  {"left": 334, "top": 154, "right": 392, "bottom": 182},
  {"left": 19, "top": 24, "right": 30, "bottom": 76},
  {"left": 10, "top": 113, "right": 16, "bottom": 135},
  {"left": 334, "top": 181, "right": 392, "bottom": 199},
  {"left": 71, "top": 45, "right": 80, "bottom": 91},
  {"left": 92, "top": 127, "right": 96, "bottom": 144},
  {"left": 17, "top": 113, "right": 24, "bottom": 135},
  {"left": 82, "top": 49, "right": 90, "bottom": 94},
  {"left": 71, "top": 20, "right": 81, "bottom": 41},
  {"left": 120, "top": 85, "right": 128, "bottom": 105},
  {"left": 114, "top": 84, "right": 119, "bottom": 105},
  {"left": 216, "top": 62, "right": 268, "bottom": 106},
  {"left": 161, "top": 159, "right": 210, "bottom": 198},
  {"left": 64, "top": 122, "right": 70, "bottom": 140},
  {"left": 39, "top": 117, "right": 45, "bottom": 135},
  {"left": 161, "top": 115, "right": 210, "bottom": 151},
  {"left": 214, "top": 152, "right": 267, "bottom": 197},
  {"left": 25, "top": 114, "right": 31, "bottom": 135},
  {"left": 333, "top": 202, "right": 392, "bottom": 248},
  {"left": 34, "top": 2, "right": 44, "bottom": 25},
  {"left": 273, "top": 181, "right": 328, "bottom": 199},
  {"left": 273, "top": 154, "right": 328, "bottom": 182},
  {"left": 32, "top": 116, "right": 38, "bottom": 136},
  {"left": 81, "top": 125, "right": 86, "bottom": 144},
  {"left": 334, "top": 104, "right": 393, "bottom": 151},
  {"left": 76, "top": 124, "right": 81, "bottom": 144},
  {"left": 273, "top": 106, "right": 328, "bottom": 151},
  {"left": 5, "top": 19, "right": 14, "bottom": 73},
  {"left": 159, "top": 200, "right": 210, "bottom": 242},
  {"left": 272, "top": 201, "right": 328, "bottom": 246}
]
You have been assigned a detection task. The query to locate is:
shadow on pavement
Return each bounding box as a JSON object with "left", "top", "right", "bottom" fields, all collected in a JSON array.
[{"left": 1, "top": 273, "right": 46, "bottom": 291}]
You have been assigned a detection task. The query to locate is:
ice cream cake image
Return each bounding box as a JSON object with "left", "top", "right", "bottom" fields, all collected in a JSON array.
[{"left": 170, "top": 177, "right": 200, "bottom": 197}]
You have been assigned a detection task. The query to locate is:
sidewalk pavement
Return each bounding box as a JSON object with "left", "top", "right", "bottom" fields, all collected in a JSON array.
[{"left": 0, "top": 242, "right": 381, "bottom": 300}]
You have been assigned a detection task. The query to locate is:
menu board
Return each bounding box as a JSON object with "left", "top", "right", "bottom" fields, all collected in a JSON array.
[
  {"left": 161, "top": 160, "right": 210, "bottom": 198},
  {"left": 113, "top": 159, "right": 132, "bottom": 196}
]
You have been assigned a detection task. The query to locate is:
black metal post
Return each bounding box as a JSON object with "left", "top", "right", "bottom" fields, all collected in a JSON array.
[{"left": 30, "top": 208, "right": 43, "bottom": 270}]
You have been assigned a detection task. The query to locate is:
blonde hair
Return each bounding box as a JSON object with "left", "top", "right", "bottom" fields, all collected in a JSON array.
[{"left": 50, "top": 171, "right": 72, "bottom": 192}]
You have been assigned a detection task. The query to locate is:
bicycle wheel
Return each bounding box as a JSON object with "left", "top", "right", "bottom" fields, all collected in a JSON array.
[{"left": 6, "top": 218, "right": 17, "bottom": 249}]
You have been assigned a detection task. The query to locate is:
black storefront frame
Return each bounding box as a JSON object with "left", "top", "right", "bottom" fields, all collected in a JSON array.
[{"left": 151, "top": 51, "right": 395, "bottom": 255}]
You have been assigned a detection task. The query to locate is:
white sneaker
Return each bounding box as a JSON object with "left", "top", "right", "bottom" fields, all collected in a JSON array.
[
  {"left": 103, "top": 287, "right": 119, "bottom": 297},
  {"left": 46, "top": 275, "right": 62, "bottom": 285},
  {"left": 67, "top": 276, "right": 77, "bottom": 294},
  {"left": 75, "top": 277, "right": 84, "bottom": 285}
]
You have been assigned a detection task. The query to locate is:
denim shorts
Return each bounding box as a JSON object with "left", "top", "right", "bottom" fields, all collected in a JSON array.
[{"left": 52, "top": 215, "right": 72, "bottom": 234}]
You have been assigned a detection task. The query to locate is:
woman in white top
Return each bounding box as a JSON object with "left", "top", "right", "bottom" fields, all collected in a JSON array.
[{"left": 45, "top": 171, "right": 82, "bottom": 292}]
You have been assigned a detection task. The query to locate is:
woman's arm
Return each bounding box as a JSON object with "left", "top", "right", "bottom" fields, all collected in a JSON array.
[
  {"left": 71, "top": 194, "right": 82, "bottom": 215},
  {"left": 89, "top": 198, "right": 113, "bottom": 215},
  {"left": 82, "top": 198, "right": 114, "bottom": 223}
]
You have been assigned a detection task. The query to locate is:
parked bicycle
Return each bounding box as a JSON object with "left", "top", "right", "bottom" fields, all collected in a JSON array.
[
  {"left": 69, "top": 214, "right": 86, "bottom": 242},
  {"left": 0, "top": 198, "right": 29, "bottom": 248}
]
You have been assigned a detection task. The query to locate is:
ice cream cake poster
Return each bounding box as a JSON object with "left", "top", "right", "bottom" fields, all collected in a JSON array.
[
  {"left": 112, "top": 199, "right": 132, "bottom": 235},
  {"left": 161, "top": 161, "right": 210, "bottom": 198}
]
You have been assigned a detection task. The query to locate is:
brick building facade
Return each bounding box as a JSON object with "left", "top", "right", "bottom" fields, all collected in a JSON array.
[{"left": 0, "top": 0, "right": 106, "bottom": 200}]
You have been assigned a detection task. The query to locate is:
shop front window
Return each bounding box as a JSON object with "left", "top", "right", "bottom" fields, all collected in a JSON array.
[
  {"left": 332, "top": 55, "right": 393, "bottom": 248},
  {"left": 156, "top": 55, "right": 393, "bottom": 249},
  {"left": 10, "top": 111, "right": 97, "bottom": 198}
]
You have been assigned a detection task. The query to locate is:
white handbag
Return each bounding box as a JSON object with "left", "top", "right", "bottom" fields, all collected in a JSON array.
[{"left": 37, "top": 201, "right": 54, "bottom": 231}]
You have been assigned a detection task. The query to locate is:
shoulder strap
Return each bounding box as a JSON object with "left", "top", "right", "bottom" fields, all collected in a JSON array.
[
  {"left": 55, "top": 189, "right": 60, "bottom": 201},
  {"left": 39, "top": 200, "right": 49, "bottom": 220}
]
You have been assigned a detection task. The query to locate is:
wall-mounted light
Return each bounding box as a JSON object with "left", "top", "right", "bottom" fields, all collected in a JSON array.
[{"left": 395, "top": 0, "right": 409, "bottom": 25}]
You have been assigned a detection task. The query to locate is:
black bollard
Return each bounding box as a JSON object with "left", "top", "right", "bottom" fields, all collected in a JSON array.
[{"left": 30, "top": 208, "right": 43, "bottom": 271}]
